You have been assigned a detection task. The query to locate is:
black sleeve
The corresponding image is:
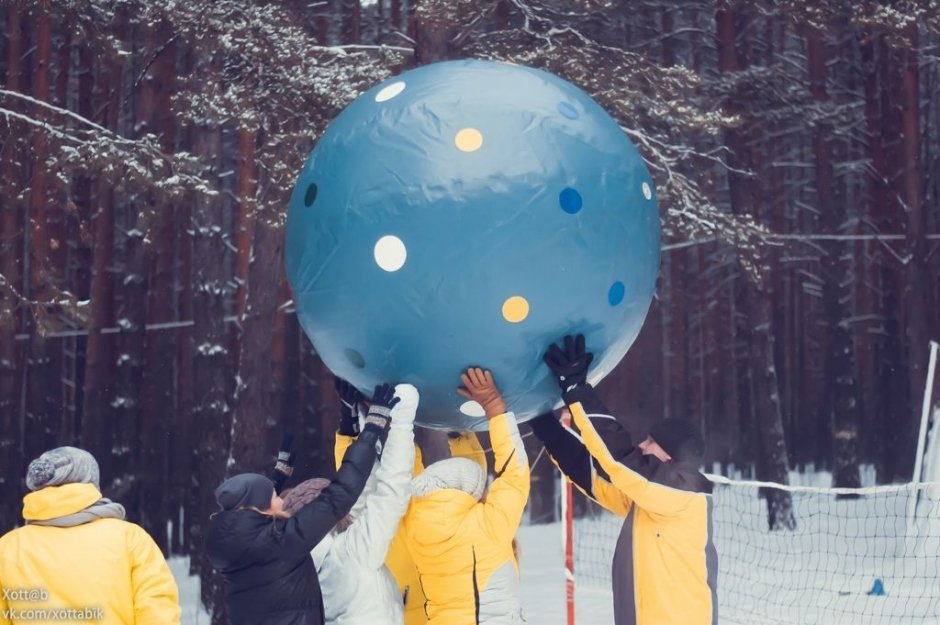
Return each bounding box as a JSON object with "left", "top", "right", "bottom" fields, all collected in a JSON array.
[
  {"left": 280, "top": 424, "right": 381, "bottom": 552},
  {"left": 562, "top": 383, "right": 612, "bottom": 416},
  {"left": 529, "top": 413, "right": 596, "bottom": 496}
]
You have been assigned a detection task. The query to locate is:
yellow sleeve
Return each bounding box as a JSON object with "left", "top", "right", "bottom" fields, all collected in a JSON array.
[
  {"left": 130, "top": 526, "right": 181, "bottom": 625},
  {"left": 481, "top": 412, "right": 530, "bottom": 540},
  {"left": 334, "top": 431, "right": 357, "bottom": 471},
  {"left": 571, "top": 402, "right": 697, "bottom": 517},
  {"left": 448, "top": 432, "right": 488, "bottom": 474},
  {"left": 589, "top": 473, "right": 633, "bottom": 517}
]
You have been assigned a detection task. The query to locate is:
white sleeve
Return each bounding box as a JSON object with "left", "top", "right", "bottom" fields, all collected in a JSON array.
[{"left": 338, "top": 384, "right": 417, "bottom": 569}]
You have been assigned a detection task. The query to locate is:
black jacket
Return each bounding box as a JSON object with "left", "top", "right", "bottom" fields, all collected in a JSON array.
[{"left": 207, "top": 425, "right": 383, "bottom": 625}]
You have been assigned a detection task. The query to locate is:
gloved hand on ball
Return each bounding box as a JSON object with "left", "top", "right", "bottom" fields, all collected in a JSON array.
[
  {"left": 543, "top": 334, "right": 594, "bottom": 393},
  {"left": 364, "top": 383, "right": 400, "bottom": 432},
  {"left": 457, "top": 367, "right": 507, "bottom": 420}
]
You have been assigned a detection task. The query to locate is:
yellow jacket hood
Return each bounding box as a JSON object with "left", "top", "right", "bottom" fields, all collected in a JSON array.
[{"left": 22, "top": 482, "right": 102, "bottom": 521}]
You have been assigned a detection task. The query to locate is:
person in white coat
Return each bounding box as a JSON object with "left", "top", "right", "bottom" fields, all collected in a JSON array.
[{"left": 282, "top": 383, "right": 418, "bottom": 625}]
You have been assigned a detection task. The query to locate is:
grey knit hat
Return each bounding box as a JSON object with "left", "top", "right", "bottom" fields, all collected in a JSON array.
[{"left": 26, "top": 446, "right": 101, "bottom": 491}]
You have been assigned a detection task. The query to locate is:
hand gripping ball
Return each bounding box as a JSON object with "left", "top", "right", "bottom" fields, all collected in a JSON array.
[{"left": 285, "top": 59, "right": 660, "bottom": 430}]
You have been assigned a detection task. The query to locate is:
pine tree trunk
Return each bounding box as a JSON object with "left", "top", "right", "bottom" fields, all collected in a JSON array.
[
  {"left": 715, "top": 0, "right": 794, "bottom": 528},
  {"left": 139, "top": 23, "right": 177, "bottom": 552},
  {"left": 0, "top": 4, "right": 26, "bottom": 529},
  {"left": 877, "top": 35, "right": 911, "bottom": 481},
  {"left": 229, "top": 217, "right": 284, "bottom": 474},
  {"left": 342, "top": 0, "right": 361, "bottom": 44},
  {"left": 413, "top": 0, "right": 456, "bottom": 64},
  {"left": 176, "top": 124, "right": 195, "bottom": 556},
  {"left": 807, "top": 26, "right": 861, "bottom": 489},
  {"left": 25, "top": 4, "right": 63, "bottom": 465},
  {"left": 899, "top": 24, "right": 927, "bottom": 479},
  {"left": 81, "top": 41, "right": 122, "bottom": 488},
  {"left": 190, "top": 127, "right": 231, "bottom": 623},
  {"left": 234, "top": 129, "right": 256, "bottom": 318},
  {"left": 857, "top": 29, "right": 884, "bottom": 479}
]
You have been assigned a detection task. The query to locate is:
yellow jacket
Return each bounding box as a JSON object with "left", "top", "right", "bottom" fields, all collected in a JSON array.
[
  {"left": 0, "top": 483, "right": 181, "bottom": 625},
  {"left": 402, "top": 413, "right": 529, "bottom": 625},
  {"left": 333, "top": 430, "right": 489, "bottom": 625},
  {"left": 569, "top": 402, "right": 717, "bottom": 625}
]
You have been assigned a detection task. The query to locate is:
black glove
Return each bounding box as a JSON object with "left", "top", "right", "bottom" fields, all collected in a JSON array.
[
  {"left": 363, "top": 383, "right": 400, "bottom": 433},
  {"left": 335, "top": 376, "right": 366, "bottom": 436},
  {"left": 271, "top": 432, "right": 295, "bottom": 494},
  {"left": 543, "top": 334, "right": 594, "bottom": 392}
]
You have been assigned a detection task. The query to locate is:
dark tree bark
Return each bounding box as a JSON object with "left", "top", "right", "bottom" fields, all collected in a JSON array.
[
  {"left": 807, "top": 25, "right": 861, "bottom": 489},
  {"left": 876, "top": 34, "right": 911, "bottom": 481},
  {"left": 715, "top": 0, "right": 794, "bottom": 529},
  {"left": 139, "top": 23, "right": 177, "bottom": 551},
  {"left": 342, "top": 0, "right": 361, "bottom": 44},
  {"left": 234, "top": 129, "right": 256, "bottom": 319},
  {"left": 25, "top": 4, "right": 64, "bottom": 465},
  {"left": 229, "top": 216, "right": 284, "bottom": 474},
  {"left": 80, "top": 34, "right": 123, "bottom": 488},
  {"left": 0, "top": 5, "right": 26, "bottom": 529},
  {"left": 413, "top": 0, "right": 458, "bottom": 64},
  {"left": 856, "top": 28, "right": 884, "bottom": 476},
  {"left": 898, "top": 24, "right": 928, "bottom": 480},
  {"left": 189, "top": 126, "right": 231, "bottom": 624}
]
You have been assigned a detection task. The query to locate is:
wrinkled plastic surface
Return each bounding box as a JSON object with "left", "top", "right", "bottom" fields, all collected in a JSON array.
[{"left": 286, "top": 60, "right": 660, "bottom": 430}]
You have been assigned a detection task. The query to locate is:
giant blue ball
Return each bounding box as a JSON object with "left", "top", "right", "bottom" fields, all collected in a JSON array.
[{"left": 285, "top": 60, "right": 660, "bottom": 430}]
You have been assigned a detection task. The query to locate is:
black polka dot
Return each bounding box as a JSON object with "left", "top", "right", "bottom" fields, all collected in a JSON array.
[
  {"left": 344, "top": 348, "right": 366, "bottom": 369},
  {"left": 304, "top": 183, "right": 318, "bottom": 207}
]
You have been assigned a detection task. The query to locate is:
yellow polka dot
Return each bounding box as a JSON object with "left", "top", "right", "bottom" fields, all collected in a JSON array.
[
  {"left": 455, "top": 128, "right": 483, "bottom": 152},
  {"left": 501, "top": 296, "right": 529, "bottom": 323}
]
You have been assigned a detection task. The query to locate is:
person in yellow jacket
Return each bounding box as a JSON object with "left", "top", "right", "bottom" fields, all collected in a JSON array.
[
  {"left": 402, "top": 368, "right": 529, "bottom": 625},
  {"left": 533, "top": 334, "right": 718, "bottom": 625},
  {"left": 331, "top": 377, "right": 490, "bottom": 625},
  {"left": 0, "top": 446, "right": 180, "bottom": 625}
]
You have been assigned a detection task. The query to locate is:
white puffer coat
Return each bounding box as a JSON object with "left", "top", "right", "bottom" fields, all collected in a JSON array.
[{"left": 312, "top": 384, "right": 417, "bottom": 625}]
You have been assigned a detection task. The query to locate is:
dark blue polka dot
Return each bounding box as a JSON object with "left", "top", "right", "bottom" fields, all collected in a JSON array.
[
  {"left": 557, "top": 101, "right": 579, "bottom": 120},
  {"left": 608, "top": 281, "right": 625, "bottom": 306},
  {"left": 344, "top": 348, "right": 366, "bottom": 368},
  {"left": 559, "top": 188, "right": 583, "bottom": 214},
  {"left": 304, "top": 183, "right": 318, "bottom": 207}
]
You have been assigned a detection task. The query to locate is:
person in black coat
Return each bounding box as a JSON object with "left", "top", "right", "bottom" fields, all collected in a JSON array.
[{"left": 206, "top": 383, "right": 401, "bottom": 625}]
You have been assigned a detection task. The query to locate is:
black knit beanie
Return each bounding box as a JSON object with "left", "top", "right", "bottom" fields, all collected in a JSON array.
[
  {"left": 648, "top": 419, "right": 705, "bottom": 464},
  {"left": 215, "top": 473, "right": 275, "bottom": 511}
]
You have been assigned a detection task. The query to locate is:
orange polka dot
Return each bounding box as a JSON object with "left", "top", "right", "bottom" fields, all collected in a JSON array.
[
  {"left": 455, "top": 128, "right": 483, "bottom": 152},
  {"left": 501, "top": 296, "right": 529, "bottom": 323}
]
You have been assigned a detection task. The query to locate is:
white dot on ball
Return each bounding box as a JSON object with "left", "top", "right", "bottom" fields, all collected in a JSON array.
[
  {"left": 642, "top": 182, "right": 652, "bottom": 200},
  {"left": 459, "top": 401, "right": 486, "bottom": 417},
  {"left": 374, "top": 235, "right": 407, "bottom": 272},
  {"left": 375, "top": 81, "right": 406, "bottom": 102}
]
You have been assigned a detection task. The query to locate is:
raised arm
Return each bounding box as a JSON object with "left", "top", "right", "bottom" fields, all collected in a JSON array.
[
  {"left": 338, "top": 384, "right": 418, "bottom": 569},
  {"left": 457, "top": 368, "right": 530, "bottom": 539},
  {"left": 570, "top": 401, "right": 698, "bottom": 517},
  {"left": 283, "top": 384, "right": 398, "bottom": 552},
  {"left": 529, "top": 412, "right": 632, "bottom": 517}
]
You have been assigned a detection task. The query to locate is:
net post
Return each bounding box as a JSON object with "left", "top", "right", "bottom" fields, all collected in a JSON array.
[
  {"left": 561, "top": 409, "right": 575, "bottom": 625},
  {"left": 908, "top": 340, "right": 939, "bottom": 528}
]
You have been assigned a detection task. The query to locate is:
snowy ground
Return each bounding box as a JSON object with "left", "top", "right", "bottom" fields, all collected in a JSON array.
[
  {"left": 171, "top": 505, "right": 940, "bottom": 625},
  {"left": 170, "top": 522, "right": 613, "bottom": 625}
]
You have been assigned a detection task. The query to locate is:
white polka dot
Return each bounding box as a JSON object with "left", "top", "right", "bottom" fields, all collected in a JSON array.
[
  {"left": 374, "top": 235, "right": 407, "bottom": 272},
  {"left": 460, "top": 401, "right": 486, "bottom": 417},
  {"left": 642, "top": 182, "right": 652, "bottom": 200},
  {"left": 375, "top": 81, "right": 406, "bottom": 102}
]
